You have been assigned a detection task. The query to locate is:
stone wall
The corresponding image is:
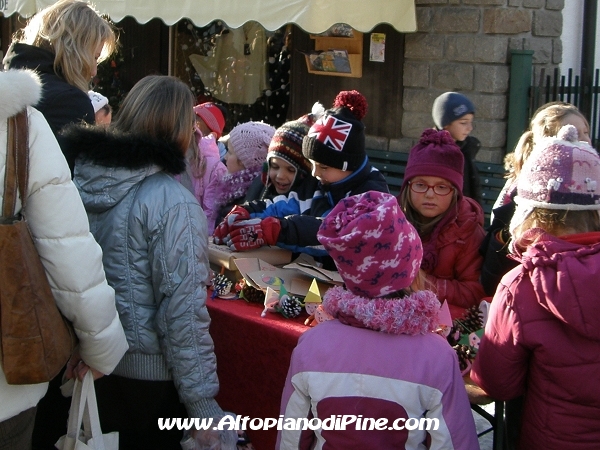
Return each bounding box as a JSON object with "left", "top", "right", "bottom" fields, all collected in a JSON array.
[{"left": 368, "top": 0, "right": 564, "bottom": 163}]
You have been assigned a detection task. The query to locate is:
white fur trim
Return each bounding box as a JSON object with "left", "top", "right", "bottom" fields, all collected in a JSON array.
[{"left": 0, "top": 69, "right": 42, "bottom": 121}]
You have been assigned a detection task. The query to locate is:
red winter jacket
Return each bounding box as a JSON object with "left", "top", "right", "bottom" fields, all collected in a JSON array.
[
  {"left": 420, "top": 197, "right": 486, "bottom": 318},
  {"left": 472, "top": 230, "right": 600, "bottom": 450}
]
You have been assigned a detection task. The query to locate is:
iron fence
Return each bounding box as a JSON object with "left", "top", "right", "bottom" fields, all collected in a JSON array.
[{"left": 529, "top": 67, "right": 600, "bottom": 151}]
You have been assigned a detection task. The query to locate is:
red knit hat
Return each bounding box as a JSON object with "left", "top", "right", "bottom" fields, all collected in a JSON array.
[
  {"left": 317, "top": 191, "right": 423, "bottom": 298},
  {"left": 193, "top": 102, "right": 225, "bottom": 138},
  {"left": 402, "top": 129, "right": 464, "bottom": 195}
]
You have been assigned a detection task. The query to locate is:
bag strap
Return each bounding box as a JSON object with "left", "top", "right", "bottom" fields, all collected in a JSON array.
[
  {"left": 64, "top": 372, "right": 107, "bottom": 450},
  {"left": 3, "top": 110, "right": 29, "bottom": 218}
]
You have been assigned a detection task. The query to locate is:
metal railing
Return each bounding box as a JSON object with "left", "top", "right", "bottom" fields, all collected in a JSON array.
[{"left": 529, "top": 67, "right": 600, "bottom": 151}]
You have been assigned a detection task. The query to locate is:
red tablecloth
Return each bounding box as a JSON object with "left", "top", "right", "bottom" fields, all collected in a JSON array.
[{"left": 207, "top": 298, "right": 309, "bottom": 450}]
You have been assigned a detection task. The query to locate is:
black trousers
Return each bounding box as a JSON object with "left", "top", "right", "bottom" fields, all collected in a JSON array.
[
  {"left": 32, "top": 368, "right": 70, "bottom": 450},
  {"left": 94, "top": 375, "right": 188, "bottom": 450}
]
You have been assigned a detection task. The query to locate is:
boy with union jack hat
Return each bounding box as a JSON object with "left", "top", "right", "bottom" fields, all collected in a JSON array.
[{"left": 213, "top": 90, "right": 389, "bottom": 267}]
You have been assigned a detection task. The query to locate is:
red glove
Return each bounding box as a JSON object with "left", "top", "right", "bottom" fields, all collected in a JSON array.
[
  {"left": 213, "top": 205, "right": 251, "bottom": 244},
  {"left": 225, "top": 217, "right": 281, "bottom": 251}
]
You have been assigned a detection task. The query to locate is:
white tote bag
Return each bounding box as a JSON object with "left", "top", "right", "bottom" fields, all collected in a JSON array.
[{"left": 55, "top": 371, "right": 119, "bottom": 450}]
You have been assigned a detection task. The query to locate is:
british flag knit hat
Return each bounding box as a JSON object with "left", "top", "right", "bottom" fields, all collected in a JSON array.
[
  {"left": 317, "top": 191, "right": 423, "bottom": 298},
  {"left": 302, "top": 90, "right": 367, "bottom": 172},
  {"left": 510, "top": 124, "right": 600, "bottom": 234}
]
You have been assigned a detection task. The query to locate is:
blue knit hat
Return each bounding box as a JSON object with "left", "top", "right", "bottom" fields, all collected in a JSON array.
[{"left": 432, "top": 92, "right": 475, "bottom": 129}]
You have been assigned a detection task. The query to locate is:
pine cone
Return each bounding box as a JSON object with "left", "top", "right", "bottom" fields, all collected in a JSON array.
[
  {"left": 212, "top": 274, "right": 233, "bottom": 297},
  {"left": 278, "top": 295, "right": 303, "bottom": 318},
  {"left": 241, "top": 282, "right": 264, "bottom": 304},
  {"left": 456, "top": 305, "right": 484, "bottom": 334},
  {"left": 453, "top": 344, "right": 473, "bottom": 372}
]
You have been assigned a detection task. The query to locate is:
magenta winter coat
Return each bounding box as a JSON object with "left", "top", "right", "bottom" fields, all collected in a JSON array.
[{"left": 472, "top": 230, "right": 600, "bottom": 450}]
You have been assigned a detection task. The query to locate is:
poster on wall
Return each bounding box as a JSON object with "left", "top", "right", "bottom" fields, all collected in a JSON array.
[{"left": 369, "top": 33, "right": 386, "bottom": 62}]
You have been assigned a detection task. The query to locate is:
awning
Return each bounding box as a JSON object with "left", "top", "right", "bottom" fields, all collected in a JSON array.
[{"left": 2, "top": 0, "right": 417, "bottom": 33}]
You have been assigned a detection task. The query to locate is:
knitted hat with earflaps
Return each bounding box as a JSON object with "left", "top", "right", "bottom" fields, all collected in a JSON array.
[{"left": 510, "top": 124, "right": 600, "bottom": 235}]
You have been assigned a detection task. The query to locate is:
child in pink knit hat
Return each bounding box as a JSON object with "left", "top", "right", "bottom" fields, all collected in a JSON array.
[
  {"left": 176, "top": 102, "right": 229, "bottom": 234},
  {"left": 277, "top": 191, "right": 478, "bottom": 449},
  {"left": 213, "top": 121, "right": 276, "bottom": 227},
  {"left": 472, "top": 125, "right": 600, "bottom": 450},
  {"left": 398, "top": 128, "right": 486, "bottom": 319}
]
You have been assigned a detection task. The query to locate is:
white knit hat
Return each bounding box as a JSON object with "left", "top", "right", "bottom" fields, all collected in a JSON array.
[
  {"left": 227, "top": 121, "right": 276, "bottom": 169},
  {"left": 88, "top": 90, "right": 109, "bottom": 113}
]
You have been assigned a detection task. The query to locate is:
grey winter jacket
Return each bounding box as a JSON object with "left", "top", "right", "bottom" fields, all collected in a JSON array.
[{"left": 64, "top": 125, "right": 222, "bottom": 419}]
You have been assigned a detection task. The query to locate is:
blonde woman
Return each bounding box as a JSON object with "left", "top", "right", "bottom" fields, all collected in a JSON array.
[
  {"left": 3, "top": 0, "right": 117, "bottom": 168},
  {"left": 60, "top": 75, "right": 236, "bottom": 450}
]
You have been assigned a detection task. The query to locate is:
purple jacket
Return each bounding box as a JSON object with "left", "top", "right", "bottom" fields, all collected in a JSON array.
[
  {"left": 277, "top": 319, "right": 478, "bottom": 449},
  {"left": 177, "top": 132, "right": 227, "bottom": 234},
  {"left": 472, "top": 230, "right": 600, "bottom": 450}
]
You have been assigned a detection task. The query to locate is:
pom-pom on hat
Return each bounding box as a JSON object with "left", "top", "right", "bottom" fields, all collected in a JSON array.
[
  {"left": 228, "top": 121, "right": 276, "bottom": 170},
  {"left": 88, "top": 90, "right": 109, "bottom": 114},
  {"left": 193, "top": 102, "right": 226, "bottom": 138},
  {"left": 317, "top": 191, "right": 423, "bottom": 298},
  {"left": 302, "top": 90, "right": 368, "bottom": 172},
  {"left": 403, "top": 129, "right": 465, "bottom": 194},
  {"left": 267, "top": 114, "right": 315, "bottom": 175},
  {"left": 510, "top": 124, "right": 600, "bottom": 234},
  {"left": 432, "top": 92, "right": 475, "bottom": 129}
]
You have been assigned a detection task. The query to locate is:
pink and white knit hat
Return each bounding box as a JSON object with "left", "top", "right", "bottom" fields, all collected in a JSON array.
[
  {"left": 510, "top": 124, "right": 600, "bottom": 234},
  {"left": 317, "top": 191, "right": 423, "bottom": 298}
]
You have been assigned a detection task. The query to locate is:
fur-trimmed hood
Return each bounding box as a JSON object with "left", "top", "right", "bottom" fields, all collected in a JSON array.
[
  {"left": 63, "top": 124, "right": 187, "bottom": 214},
  {"left": 0, "top": 69, "right": 42, "bottom": 121},
  {"left": 60, "top": 124, "right": 186, "bottom": 174}
]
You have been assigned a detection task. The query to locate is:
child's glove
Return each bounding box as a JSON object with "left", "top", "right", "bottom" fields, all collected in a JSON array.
[
  {"left": 225, "top": 217, "right": 281, "bottom": 251},
  {"left": 213, "top": 205, "right": 251, "bottom": 244}
]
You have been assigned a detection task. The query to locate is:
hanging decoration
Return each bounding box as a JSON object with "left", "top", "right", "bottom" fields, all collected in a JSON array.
[{"left": 175, "top": 19, "right": 291, "bottom": 128}]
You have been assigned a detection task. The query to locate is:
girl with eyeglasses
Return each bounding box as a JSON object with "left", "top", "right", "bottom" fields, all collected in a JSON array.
[{"left": 398, "top": 129, "right": 486, "bottom": 319}]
